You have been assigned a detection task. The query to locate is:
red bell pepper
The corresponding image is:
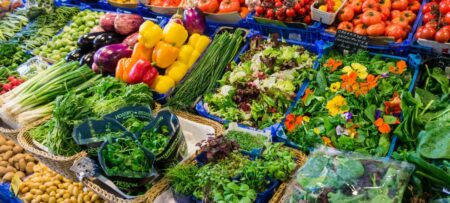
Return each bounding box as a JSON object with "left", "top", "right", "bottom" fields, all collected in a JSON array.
[
  {"left": 128, "top": 59, "right": 158, "bottom": 84},
  {"left": 142, "top": 66, "right": 159, "bottom": 87}
]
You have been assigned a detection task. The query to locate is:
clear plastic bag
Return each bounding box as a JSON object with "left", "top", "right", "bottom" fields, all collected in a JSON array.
[
  {"left": 16, "top": 56, "right": 49, "bottom": 80},
  {"left": 281, "top": 146, "right": 415, "bottom": 203}
]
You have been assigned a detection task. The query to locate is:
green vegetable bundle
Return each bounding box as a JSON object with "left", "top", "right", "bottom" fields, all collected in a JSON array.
[
  {"left": 0, "top": 10, "right": 29, "bottom": 41},
  {"left": 0, "top": 41, "right": 32, "bottom": 70}
]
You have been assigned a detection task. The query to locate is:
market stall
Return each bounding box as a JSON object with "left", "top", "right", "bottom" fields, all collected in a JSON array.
[{"left": 0, "top": 0, "right": 448, "bottom": 202}]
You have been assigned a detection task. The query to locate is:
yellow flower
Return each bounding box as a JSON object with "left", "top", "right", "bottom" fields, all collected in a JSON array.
[
  {"left": 303, "top": 116, "right": 310, "bottom": 122},
  {"left": 351, "top": 63, "right": 368, "bottom": 79},
  {"left": 330, "top": 82, "right": 341, "bottom": 92},
  {"left": 342, "top": 66, "right": 353, "bottom": 74},
  {"left": 326, "top": 95, "right": 348, "bottom": 116},
  {"left": 313, "top": 127, "right": 320, "bottom": 135}
]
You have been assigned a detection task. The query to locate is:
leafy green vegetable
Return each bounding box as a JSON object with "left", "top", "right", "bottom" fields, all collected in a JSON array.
[
  {"left": 225, "top": 130, "right": 266, "bottom": 151},
  {"left": 139, "top": 124, "right": 170, "bottom": 155}
]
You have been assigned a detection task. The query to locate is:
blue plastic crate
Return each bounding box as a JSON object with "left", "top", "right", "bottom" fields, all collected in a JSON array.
[
  {"left": 246, "top": 13, "right": 322, "bottom": 44},
  {"left": 319, "top": 0, "right": 426, "bottom": 56},
  {"left": 195, "top": 32, "right": 328, "bottom": 132},
  {"left": 273, "top": 51, "right": 421, "bottom": 158}
]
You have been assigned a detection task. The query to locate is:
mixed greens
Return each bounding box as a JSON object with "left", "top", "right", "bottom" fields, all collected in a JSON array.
[
  {"left": 139, "top": 124, "right": 170, "bottom": 155},
  {"left": 204, "top": 36, "right": 316, "bottom": 129},
  {"left": 225, "top": 130, "right": 267, "bottom": 151}
]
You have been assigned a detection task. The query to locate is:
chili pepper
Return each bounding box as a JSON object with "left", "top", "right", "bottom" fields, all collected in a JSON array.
[
  {"left": 142, "top": 65, "right": 158, "bottom": 87},
  {"left": 177, "top": 45, "right": 194, "bottom": 65},
  {"left": 128, "top": 59, "right": 152, "bottom": 84},
  {"left": 162, "top": 22, "right": 188, "bottom": 48},
  {"left": 152, "top": 41, "right": 179, "bottom": 68},
  {"left": 151, "top": 75, "right": 176, "bottom": 94},
  {"left": 166, "top": 61, "right": 188, "bottom": 83},
  {"left": 131, "top": 42, "right": 152, "bottom": 62},
  {"left": 138, "top": 21, "right": 163, "bottom": 49}
]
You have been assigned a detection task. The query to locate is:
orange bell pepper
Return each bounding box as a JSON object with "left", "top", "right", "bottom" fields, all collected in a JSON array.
[
  {"left": 131, "top": 43, "right": 152, "bottom": 62},
  {"left": 152, "top": 41, "right": 179, "bottom": 68},
  {"left": 116, "top": 58, "right": 136, "bottom": 83}
]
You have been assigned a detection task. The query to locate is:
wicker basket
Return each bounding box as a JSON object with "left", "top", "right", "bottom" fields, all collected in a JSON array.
[
  {"left": 148, "top": 147, "right": 307, "bottom": 203},
  {"left": 82, "top": 111, "right": 224, "bottom": 203},
  {"left": 0, "top": 125, "right": 20, "bottom": 144}
]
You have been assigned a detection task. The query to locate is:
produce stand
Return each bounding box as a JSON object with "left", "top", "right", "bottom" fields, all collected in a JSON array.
[{"left": 0, "top": 0, "right": 449, "bottom": 202}]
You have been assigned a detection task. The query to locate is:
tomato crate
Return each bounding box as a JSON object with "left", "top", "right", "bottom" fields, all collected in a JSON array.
[
  {"left": 54, "top": 0, "right": 108, "bottom": 9},
  {"left": 272, "top": 51, "right": 421, "bottom": 158},
  {"left": 195, "top": 32, "right": 328, "bottom": 133}
]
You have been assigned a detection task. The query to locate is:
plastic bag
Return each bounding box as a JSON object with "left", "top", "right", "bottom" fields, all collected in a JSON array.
[
  {"left": 281, "top": 146, "right": 415, "bottom": 203},
  {"left": 16, "top": 56, "right": 49, "bottom": 80}
]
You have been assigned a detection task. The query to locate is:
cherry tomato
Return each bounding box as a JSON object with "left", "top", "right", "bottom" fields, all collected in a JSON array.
[
  {"left": 392, "top": 0, "right": 408, "bottom": 10},
  {"left": 423, "top": 2, "right": 438, "bottom": 13},
  {"left": 339, "top": 6, "right": 355, "bottom": 21},
  {"left": 286, "top": 8, "right": 296, "bottom": 17},
  {"left": 367, "top": 23, "right": 386, "bottom": 36},
  {"left": 353, "top": 23, "right": 368, "bottom": 35},
  {"left": 386, "top": 24, "right": 405, "bottom": 40},
  {"left": 275, "top": 1, "right": 283, "bottom": 7},
  {"left": 294, "top": 3, "right": 301, "bottom": 12},
  {"left": 435, "top": 28, "right": 450, "bottom": 42},
  {"left": 298, "top": 8, "right": 306, "bottom": 15},
  {"left": 255, "top": 5, "right": 264, "bottom": 15},
  {"left": 423, "top": 12, "right": 437, "bottom": 24},
  {"left": 337, "top": 21, "right": 354, "bottom": 32},
  {"left": 276, "top": 8, "right": 286, "bottom": 20},
  {"left": 303, "top": 15, "right": 312, "bottom": 24},
  {"left": 440, "top": 0, "right": 450, "bottom": 14},
  {"left": 421, "top": 26, "right": 437, "bottom": 39},
  {"left": 266, "top": 9, "right": 274, "bottom": 18},
  {"left": 362, "top": 10, "right": 382, "bottom": 26},
  {"left": 415, "top": 26, "right": 424, "bottom": 39},
  {"left": 444, "top": 12, "right": 450, "bottom": 24}
]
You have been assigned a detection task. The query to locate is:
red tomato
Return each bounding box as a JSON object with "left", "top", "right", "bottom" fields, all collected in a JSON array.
[
  {"left": 298, "top": 8, "right": 306, "bottom": 15},
  {"left": 390, "top": 10, "right": 401, "bottom": 19},
  {"left": 422, "top": 2, "right": 438, "bottom": 13},
  {"left": 407, "top": 1, "right": 421, "bottom": 12},
  {"left": 294, "top": 3, "right": 301, "bottom": 12},
  {"left": 379, "top": 0, "right": 391, "bottom": 8},
  {"left": 303, "top": 15, "right": 312, "bottom": 24},
  {"left": 400, "top": 10, "right": 416, "bottom": 23},
  {"left": 442, "top": 25, "right": 450, "bottom": 32},
  {"left": 386, "top": 24, "right": 405, "bottom": 40},
  {"left": 367, "top": 23, "right": 386, "bottom": 36},
  {"left": 380, "top": 6, "right": 390, "bottom": 21},
  {"left": 440, "top": 1, "right": 450, "bottom": 14},
  {"left": 415, "top": 26, "right": 424, "bottom": 39},
  {"left": 444, "top": 12, "right": 450, "bottom": 24},
  {"left": 362, "top": 0, "right": 380, "bottom": 12},
  {"left": 337, "top": 21, "right": 354, "bottom": 32},
  {"left": 255, "top": 5, "right": 264, "bottom": 15},
  {"left": 350, "top": 1, "right": 362, "bottom": 13},
  {"left": 435, "top": 28, "right": 450, "bottom": 42},
  {"left": 392, "top": 0, "right": 408, "bottom": 10},
  {"left": 286, "top": 8, "right": 296, "bottom": 17},
  {"left": 353, "top": 14, "right": 363, "bottom": 24},
  {"left": 362, "top": 10, "right": 382, "bottom": 25},
  {"left": 353, "top": 23, "right": 368, "bottom": 35},
  {"left": 339, "top": 6, "right": 355, "bottom": 21},
  {"left": 266, "top": 9, "right": 274, "bottom": 18},
  {"left": 423, "top": 12, "right": 438, "bottom": 24},
  {"left": 276, "top": 7, "right": 286, "bottom": 20},
  {"left": 392, "top": 16, "right": 409, "bottom": 28},
  {"left": 275, "top": 1, "right": 283, "bottom": 7},
  {"left": 425, "top": 20, "right": 438, "bottom": 29},
  {"left": 421, "top": 26, "right": 437, "bottom": 39}
]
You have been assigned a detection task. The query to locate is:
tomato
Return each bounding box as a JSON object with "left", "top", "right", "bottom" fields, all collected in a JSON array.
[
  {"left": 255, "top": 5, "right": 264, "bottom": 15},
  {"left": 392, "top": 16, "right": 409, "bottom": 28},
  {"left": 423, "top": 12, "right": 437, "bottom": 24},
  {"left": 391, "top": 0, "right": 408, "bottom": 10},
  {"left": 407, "top": 0, "right": 420, "bottom": 12},
  {"left": 339, "top": 6, "right": 355, "bottom": 21},
  {"left": 366, "top": 23, "right": 386, "bottom": 36},
  {"left": 386, "top": 24, "right": 405, "bottom": 40},
  {"left": 435, "top": 28, "right": 450, "bottom": 42},
  {"left": 421, "top": 26, "right": 437, "bottom": 39},
  {"left": 286, "top": 8, "right": 296, "bottom": 17},
  {"left": 362, "top": 0, "right": 380, "bottom": 12},
  {"left": 218, "top": 0, "right": 240, "bottom": 13},
  {"left": 440, "top": 1, "right": 450, "bottom": 14},
  {"left": 425, "top": 20, "right": 438, "bottom": 29},
  {"left": 350, "top": 1, "right": 362, "bottom": 13},
  {"left": 337, "top": 21, "right": 354, "bottom": 32},
  {"left": 303, "top": 15, "right": 312, "bottom": 24},
  {"left": 294, "top": 3, "right": 301, "bottom": 12},
  {"left": 444, "top": 12, "right": 450, "bottom": 24},
  {"left": 380, "top": 6, "right": 390, "bottom": 21},
  {"left": 401, "top": 10, "right": 416, "bottom": 23},
  {"left": 298, "top": 8, "right": 306, "bottom": 15},
  {"left": 442, "top": 25, "right": 450, "bottom": 32},
  {"left": 197, "top": 0, "right": 219, "bottom": 12},
  {"left": 353, "top": 24, "right": 368, "bottom": 35},
  {"left": 275, "top": 1, "right": 283, "bottom": 7},
  {"left": 390, "top": 10, "right": 401, "bottom": 19},
  {"left": 379, "top": 0, "right": 391, "bottom": 8},
  {"left": 353, "top": 14, "right": 363, "bottom": 24},
  {"left": 362, "top": 10, "right": 382, "bottom": 25},
  {"left": 422, "top": 2, "right": 438, "bottom": 13},
  {"left": 276, "top": 7, "right": 286, "bottom": 20},
  {"left": 415, "top": 26, "right": 424, "bottom": 39},
  {"left": 266, "top": 9, "right": 274, "bottom": 18}
]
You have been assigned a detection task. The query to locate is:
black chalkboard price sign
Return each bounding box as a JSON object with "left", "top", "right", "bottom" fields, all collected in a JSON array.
[{"left": 334, "top": 30, "right": 369, "bottom": 54}]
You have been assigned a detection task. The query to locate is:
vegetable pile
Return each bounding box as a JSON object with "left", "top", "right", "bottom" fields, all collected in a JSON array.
[
  {"left": 253, "top": 0, "right": 314, "bottom": 24},
  {"left": 204, "top": 36, "right": 316, "bottom": 129},
  {"left": 166, "top": 135, "right": 297, "bottom": 202},
  {"left": 284, "top": 51, "right": 412, "bottom": 156},
  {"left": 0, "top": 136, "right": 38, "bottom": 182},
  {"left": 34, "top": 10, "right": 104, "bottom": 62},
  {"left": 18, "top": 164, "right": 105, "bottom": 203},
  {"left": 415, "top": 0, "right": 450, "bottom": 43},
  {"left": 0, "top": 9, "right": 29, "bottom": 41}
]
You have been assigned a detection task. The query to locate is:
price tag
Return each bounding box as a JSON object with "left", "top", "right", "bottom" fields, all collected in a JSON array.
[{"left": 334, "top": 30, "right": 369, "bottom": 54}]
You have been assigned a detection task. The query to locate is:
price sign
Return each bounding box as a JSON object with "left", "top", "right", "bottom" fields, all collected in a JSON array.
[{"left": 334, "top": 30, "right": 369, "bottom": 54}]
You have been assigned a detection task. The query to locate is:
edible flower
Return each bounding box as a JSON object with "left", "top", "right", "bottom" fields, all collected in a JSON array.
[
  {"left": 301, "top": 88, "right": 314, "bottom": 104},
  {"left": 326, "top": 95, "right": 348, "bottom": 116},
  {"left": 322, "top": 136, "right": 333, "bottom": 147},
  {"left": 388, "top": 60, "right": 407, "bottom": 74},
  {"left": 330, "top": 82, "right": 341, "bottom": 92},
  {"left": 374, "top": 118, "right": 391, "bottom": 134},
  {"left": 342, "top": 112, "right": 352, "bottom": 121},
  {"left": 343, "top": 63, "right": 368, "bottom": 79},
  {"left": 324, "top": 58, "right": 342, "bottom": 72},
  {"left": 313, "top": 128, "right": 320, "bottom": 135},
  {"left": 384, "top": 92, "right": 402, "bottom": 115},
  {"left": 303, "top": 116, "right": 310, "bottom": 122},
  {"left": 336, "top": 125, "right": 348, "bottom": 136},
  {"left": 295, "top": 115, "right": 303, "bottom": 125}
]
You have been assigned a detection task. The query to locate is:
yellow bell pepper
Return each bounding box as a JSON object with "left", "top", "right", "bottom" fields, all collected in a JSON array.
[
  {"left": 165, "top": 61, "right": 188, "bottom": 83},
  {"left": 151, "top": 75, "right": 175, "bottom": 94},
  {"left": 162, "top": 22, "right": 188, "bottom": 48},
  {"left": 187, "top": 34, "right": 210, "bottom": 53},
  {"left": 152, "top": 41, "right": 179, "bottom": 68},
  {"left": 177, "top": 45, "right": 194, "bottom": 65},
  {"left": 187, "top": 50, "right": 201, "bottom": 68},
  {"left": 138, "top": 21, "right": 163, "bottom": 49}
]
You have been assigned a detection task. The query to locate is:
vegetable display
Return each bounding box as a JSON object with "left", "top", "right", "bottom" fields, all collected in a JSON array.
[
  {"left": 0, "top": 9, "right": 29, "bottom": 41},
  {"left": 415, "top": 0, "right": 450, "bottom": 43},
  {"left": 225, "top": 130, "right": 267, "bottom": 151},
  {"left": 203, "top": 36, "right": 316, "bottom": 129},
  {"left": 0, "top": 41, "right": 32, "bottom": 70},
  {"left": 197, "top": 0, "right": 249, "bottom": 18},
  {"left": 253, "top": 0, "right": 314, "bottom": 24},
  {"left": 168, "top": 29, "right": 243, "bottom": 109},
  {"left": 284, "top": 51, "right": 412, "bottom": 156},
  {"left": 282, "top": 146, "right": 414, "bottom": 203},
  {"left": 166, "top": 135, "right": 297, "bottom": 202},
  {"left": 18, "top": 164, "right": 105, "bottom": 203},
  {"left": 34, "top": 10, "right": 104, "bottom": 62},
  {"left": 0, "top": 136, "right": 38, "bottom": 182}
]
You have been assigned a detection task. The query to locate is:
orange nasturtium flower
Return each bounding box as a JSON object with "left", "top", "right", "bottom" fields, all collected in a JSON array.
[
  {"left": 301, "top": 88, "right": 314, "bottom": 104},
  {"left": 341, "top": 72, "right": 358, "bottom": 92},
  {"left": 389, "top": 60, "right": 407, "bottom": 74},
  {"left": 384, "top": 92, "right": 402, "bottom": 115},
  {"left": 322, "top": 136, "right": 333, "bottom": 147},
  {"left": 295, "top": 116, "right": 303, "bottom": 125},
  {"left": 374, "top": 118, "right": 391, "bottom": 134},
  {"left": 374, "top": 118, "right": 384, "bottom": 127},
  {"left": 324, "top": 58, "right": 343, "bottom": 72}
]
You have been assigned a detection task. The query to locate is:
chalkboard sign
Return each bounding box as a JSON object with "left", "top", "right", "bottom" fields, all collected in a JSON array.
[{"left": 334, "top": 30, "right": 368, "bottom": 54}]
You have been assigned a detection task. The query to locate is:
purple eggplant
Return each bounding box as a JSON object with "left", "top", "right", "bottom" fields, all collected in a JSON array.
[
  {"left": 79, "top": 51, "right": 95, "bottom": 67},
  {"left": 93, "top": 44, "right": 132, "bottom": 74},
  {"left": 93, "top": 33, "right": 123, "bottom": 50},
  {"left": 65, "top": 49, "right": 85, "bottom": 62},
  {"left": 78, "top": 32, "right": 105, "bottom": 51},
  {"left": 183, "top": 8, "right": 205, "bottom": 34}
]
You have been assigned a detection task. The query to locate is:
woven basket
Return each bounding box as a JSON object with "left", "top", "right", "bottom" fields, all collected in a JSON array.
[
  {"left": 0, "top": 125, "right": 20, "bottom": 144},
  {"left": 83, "top": 111, "right": 224, "bottom": 203},
  {"left": 148, "top": 147, "right": 307, "bottom": 203}
]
